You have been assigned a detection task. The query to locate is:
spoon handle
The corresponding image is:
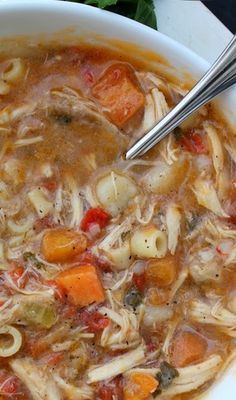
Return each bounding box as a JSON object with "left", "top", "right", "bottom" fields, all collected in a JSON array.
[{"left": 126, "top": 34, "right": 236, "bottom": 160}]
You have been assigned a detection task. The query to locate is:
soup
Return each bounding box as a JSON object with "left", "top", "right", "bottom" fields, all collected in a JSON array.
[{"left": 0, "top": 39, "right": 235, "bottom": 400}]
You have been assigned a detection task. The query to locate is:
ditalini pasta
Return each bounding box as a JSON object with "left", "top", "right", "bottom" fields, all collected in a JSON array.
[
  {"left": 0, "top": 36, "right": 235, "bottom": 400},
  {"left": 131, "top": 225, "right": 167, "bottom": 258}
]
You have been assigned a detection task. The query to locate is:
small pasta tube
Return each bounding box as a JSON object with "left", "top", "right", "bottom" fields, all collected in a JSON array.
[
  {"left": 3, "top": 58, "right": 25, "bottom": 83},
  {"left": 166, "top": 204, "right": 181, "bottom": 255},
  {"left": 105, "top": 241, "right": 132, "bottom": 270},
  {"left": 0, "top": 325, "right": 22, "bottom": 357},
  {"left": 130, "top": 225, "right": 167, "bottom": 258},
  {"left": 95, "top": 171, "right": 139, "bottom": 216},
  {"left": 28, "top": 187, "right": 53, "bottom": 218}
]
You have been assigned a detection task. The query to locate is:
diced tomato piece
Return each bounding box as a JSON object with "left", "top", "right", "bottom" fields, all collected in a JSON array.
[
  {"left": 82, "top": 67, "right": 94, "bottom": 86},
  {"left": 146, "top": 340, "right": 157, "bottom": 353},
  {"left": 179, "top": 130, "right": 207, "bottom": 154},
  {"left": 98, "top": 376, "right": 123, "bottom": 400},
  {"left": 133, "top": 272, "right": 146, "bottom": 291},
  {"left": 96, "top": 255, "right": 112, "bottom": 273},
  {"left": 79, "top": 310, "right": 109, "bottom": 333},
  {"left": 216, "top": 245, "right": 227, "bottom": 256},
  {"left": 98, "top": 386, "right": 113, "bottom": 400},
  {"left": 41, "top": 179, "right": 57, "bottom": 192},
  {"left": 33, "top": 216, "right": 56, "bottom": 233},
  {"left": 9, "top": 266, "right": 28, "bottom": 288},
  {"left": 79, "top": 250, "right": 95, "bottom": 264},
  {"left": 228, "top": 200, "right": 236, "bottom": 225},
  {"left": 79, "top": 250, "right": 112, "bottom": 273},
  {"left": 25, "top": 335, "right": 48, "bottom": 358},
  {"left": 0, "top": 275, "right": 13, "bottom": 296},
  {"left": 0, "top": 377, "right": 18, "bottom": 395},
  {"left": 92, "top": 63, "right": 144, "bottom": 127},
  {"left": 61, "top": 304, "right": 78, "bottom": 319},
  {"left": 0, "top": 371, "right": 22, "bottom": 396},
  {"left": 80, "top": 207, "right": 110, "bottom": 232},
  {"left": 45, "top": 352, "right": 64, "bottom": 367}
]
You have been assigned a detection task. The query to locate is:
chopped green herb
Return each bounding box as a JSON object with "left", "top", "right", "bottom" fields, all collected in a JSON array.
[
  {"left": 125, "top": 286, "right": 142, "bottom": 308},
  {"left": 173, "top": 127, "right": 182, "bottom": 141},
  {"left": 23, "top": 252, "right": 44, "bottom": 269},
  {"left": 155, "top": 361, "right": 179, "bottom": 395},
  {"left": 65, "top": 0, "right": 157, "bottom": 30},
  {"left": 23, "top": 252, "right": 36, "bottom": 262},
  {"left": 121, "top": 230, "right": 130, "bottom": 242}
]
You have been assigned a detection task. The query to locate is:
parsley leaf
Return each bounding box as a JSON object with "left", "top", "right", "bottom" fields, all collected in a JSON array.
[
  {"left": 85, "top": 0, "right": 118, "bottom": 8},
  {"left": 134, "top": 0, "right": 157, "bottom": 29},
  {"left": 65, "top": 0, "right": 157, "bottom": 30}
]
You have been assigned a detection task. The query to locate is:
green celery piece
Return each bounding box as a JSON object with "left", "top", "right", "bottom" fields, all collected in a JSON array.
[{"left": 23, "top": 303, "right": 57, "bottom": 329}]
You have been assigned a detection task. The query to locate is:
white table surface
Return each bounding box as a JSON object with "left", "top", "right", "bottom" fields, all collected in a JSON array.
[{"left": 156, "top": 0, "right": 233, "bottom": 63}]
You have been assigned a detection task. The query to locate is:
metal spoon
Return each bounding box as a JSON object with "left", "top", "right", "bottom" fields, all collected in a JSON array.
[{"left": 126, "top": 34, "right": 236, "bottom": 160}]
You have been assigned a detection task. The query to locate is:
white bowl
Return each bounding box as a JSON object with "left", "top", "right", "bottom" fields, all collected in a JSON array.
[{"left": 0, "top": 1, "right": 235, "bottom": 398}]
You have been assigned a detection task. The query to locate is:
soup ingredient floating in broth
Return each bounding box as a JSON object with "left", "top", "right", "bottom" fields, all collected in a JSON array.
[{"left": 0, "top": 37, "right": 234, "bottom": 400}]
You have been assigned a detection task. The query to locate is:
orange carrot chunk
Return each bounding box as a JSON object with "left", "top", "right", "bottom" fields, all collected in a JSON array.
[
  {"left": 92, "top": 64, "right": 144, "bottom": 127},
  {"left": 170, "top": 331, "right": 207, "bottom": 367},
  {"left": 41, "top": 229, "right": 87, "bottom": 263},
  {"left": 124, "top": 372, "right": 159, "bottom": 400},
  {"left": 55, "top": 264, "right": 105, "bottom": 306},
  {"left": 145, "top": 255, "right": 177, "bottom": 288}
]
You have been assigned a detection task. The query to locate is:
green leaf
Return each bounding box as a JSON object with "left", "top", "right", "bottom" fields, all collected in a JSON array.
[
  {"left": 64, "top": 0, "right": 158, "bottom": 30},
  {"left": 85, "top": 0, "right": 118, "bottom": 8},
  {"left": 134, "top": 0, "right": 157, "bottom": 29}
]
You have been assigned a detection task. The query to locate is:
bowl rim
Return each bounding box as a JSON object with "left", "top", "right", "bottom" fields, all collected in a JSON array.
[
  {"left": 0, "top": 2, "right": 235, "bottom": 399},
  {"left": 0, "top": 0, "right": 210, "bottom": 73}
]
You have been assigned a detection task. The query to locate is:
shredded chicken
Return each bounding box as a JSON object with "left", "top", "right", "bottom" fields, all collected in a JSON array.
[
  {"left": 204, "top": 122, "right": 224, "bottom": 179},
  {"left": 10, "top": 358, "right": 61, "bottom": 400},
  {"left": 156, "top": 355, "right": 222, "bottom": 398},
  {"left": 137, "top": 87, "right": 169, "bottom": 134},
  {"left": 190, "top": 299, "right": 236, "bottom": 336},
  {"left": 100, "top": 306, "right": 141, "bottom": 350},
  {"left": 44, "top": 86, "right": 120, "bottom": 137},
  {"left": 193, "top": 178, "right": 228, "bottom": 217},
  {"left": 98, "top": 217, "right": 134, "bottom": 251},
  {"left": 53, "top": 374, "right": 93, "bottom": 400},
  {"left": 64, "top": 174, "right": 83, "bottom": 228},
  {"left": 206, "top": 219, "right": 236, "bottom": 239},
  {"left": 87, "top": 345, "right": 145, "bottom": 383},
  {"left": 0, "top": 301, "right": 20, "bottom": 327}
]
